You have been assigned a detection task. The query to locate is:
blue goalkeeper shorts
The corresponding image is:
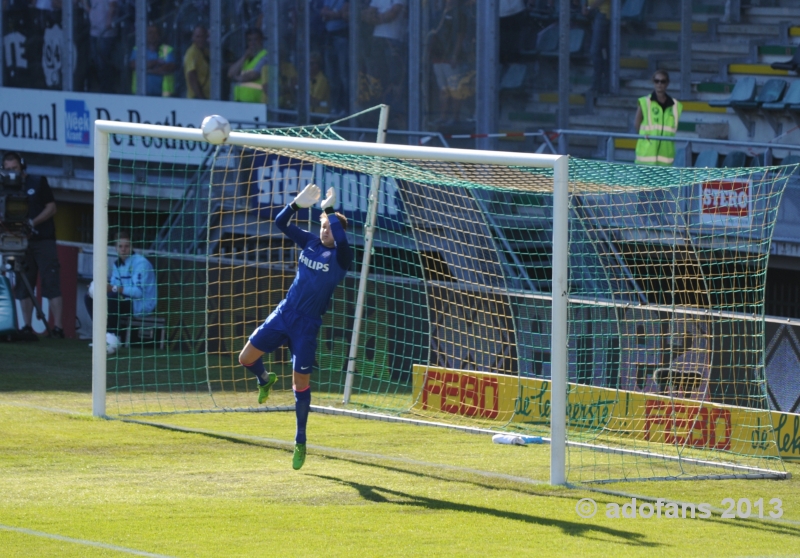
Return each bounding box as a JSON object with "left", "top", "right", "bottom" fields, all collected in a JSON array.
[{"left": 249, "top": 301, "right": 321, "bottom": 374}]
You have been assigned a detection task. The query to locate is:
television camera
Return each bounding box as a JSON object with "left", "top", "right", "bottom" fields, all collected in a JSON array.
[
  {"left": 0, "top": 168, "right": 31, "bottom": 254},
  {"left": 0, "top": 168, "right": 49, "bottom": 336}
]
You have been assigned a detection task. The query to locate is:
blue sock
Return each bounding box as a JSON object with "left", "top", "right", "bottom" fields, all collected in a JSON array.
[
  {"left": 242, "top": 358, "right": 268, "bottom": 385},
  {"left": 294, "top": 387, "right": 311, "bottom": 444}
]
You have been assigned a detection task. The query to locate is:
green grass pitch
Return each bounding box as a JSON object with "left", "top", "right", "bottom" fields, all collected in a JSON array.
[{"left": 1, "top": 338, "right": 800, "bottom": 557}]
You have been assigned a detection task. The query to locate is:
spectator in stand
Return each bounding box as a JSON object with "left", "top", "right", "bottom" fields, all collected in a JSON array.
[
  {"left": 86, "top": 0, "right": 119, "bottom": 93},
  {"left": 584, "top": 0, "right": 609, "bottom": 96},
  {"left": 129, "top": 25, "right": 177, "bottom": 97},
  {"left": 84, "top": 231, "right": 157, "bottom": 354},
  {"left": 2, "top": 151, "right": 64, "bottom": 339},
  {"left": 310, "top": 0, "right": 326, "bottom": 54},
  {"left": 228, "top": 27, "right": 268, "bottom": 103},
  {"left": 499, "top": 0, "right": 526, "bottom": 65},
  {"left": 319, "top": 0, "right": 349, "bottom": 115},
  {"left": 259, "top": 57, "right": 299, "bottom": 110},
  {"left": 361, "top": 0, "right": 407, "bottom": 121},
  {"left": 184, "top": 25, "right": 210, "bottom": 99},
  {"left": 634, "top": 70, "right": 683, "bottom": 166},
  {"left": 427, "top": 0, "right": 475, "bottom": 126},
  {"left": 310, "top": 51, "right": 331, "bottom": 114}
]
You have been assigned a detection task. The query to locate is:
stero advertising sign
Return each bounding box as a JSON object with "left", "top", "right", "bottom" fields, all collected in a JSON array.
[
  {"left": 0, "top": 88, "right": 266, "bottom": 160},
  {"left": 700, "top": 179, "right": 752, "bottom": 226}
]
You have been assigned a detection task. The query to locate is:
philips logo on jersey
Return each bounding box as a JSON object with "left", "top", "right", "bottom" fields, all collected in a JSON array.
[{"left": 300, "top": 253, "right": 329, "bottom": 272}]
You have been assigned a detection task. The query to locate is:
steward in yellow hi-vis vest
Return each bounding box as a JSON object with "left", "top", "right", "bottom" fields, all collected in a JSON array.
[
  {"left": 229, "top": 27, "right": 270, "bottom": 103},
  {"left": 234, "top": 49, "right": 268, "bottom": 102},
  {"left": 634, "top": 71, "right": 682, "bottom": 166}
]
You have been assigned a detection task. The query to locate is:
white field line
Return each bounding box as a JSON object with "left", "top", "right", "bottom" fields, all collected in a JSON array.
[
  {"left": 0, "top": 524, "right": 175, "bottom": 557},
  {"left": 0, "top": 401, "right": 89, "bottom": 415}
]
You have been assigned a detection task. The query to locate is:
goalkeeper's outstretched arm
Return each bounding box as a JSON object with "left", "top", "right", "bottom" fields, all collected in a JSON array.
[
  {"left": 275, "top": 183, "right": 321, "bottom": 247},
  {"left": 275, "top": 204, "right": 315, "bottom": 248}
]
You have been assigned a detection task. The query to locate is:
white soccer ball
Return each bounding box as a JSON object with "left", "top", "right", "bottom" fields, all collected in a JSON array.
[
  {"left": 201, "top": 114, "right": 231, "bottom": 145},
  {"left": 106, "top": 332, "right": 120, "bottom": 355}
]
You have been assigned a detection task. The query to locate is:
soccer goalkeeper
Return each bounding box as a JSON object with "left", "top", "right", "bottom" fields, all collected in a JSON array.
[{"left": 238, "top": 184, "right": 352, "bottom": 470}]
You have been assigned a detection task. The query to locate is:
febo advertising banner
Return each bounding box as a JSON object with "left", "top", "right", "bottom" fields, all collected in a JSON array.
[
  {"left": 250, "top": 153, "right": 406, "bottom": 228},
  {"left": 412, "top": 364, "right": 800, "bottom": 460},
  {"left": 0, "top": 88, "right": 266, "bottom": 160}
]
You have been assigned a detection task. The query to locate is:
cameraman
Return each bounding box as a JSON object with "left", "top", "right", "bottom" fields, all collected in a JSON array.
[{"left": 2, "top": 152, "right": 64, "bottom": 338}]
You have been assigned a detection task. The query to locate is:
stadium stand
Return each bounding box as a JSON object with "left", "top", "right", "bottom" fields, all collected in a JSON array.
[
  {"left": 621, "top": 0, "right": 648, "bottom": 26},
  {"left": 749, "top": 152, "right": 768, "bottom": 167},
  {"left": 708, "top": 76, "right": 757, "bottom": 108},
  {"left": 721, "top": 150, "right": 748, "bottom": 168},
  {"left": 770, "top": 47, "right": 800, "bottom": 72},
  {"left": 762, "top": 79, "right": 800, "bottom": 112},
  {"left": 695, "top": 149, "right": 720, "bottom": 168},
  {"left": 732, "top": 78, "right": 787, "bottom": 109},
  {"left": 672, "top": 146, "right": 688, "bottom": 167}
]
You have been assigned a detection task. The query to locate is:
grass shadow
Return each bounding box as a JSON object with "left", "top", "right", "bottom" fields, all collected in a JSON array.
[{"left": 311, "top": 474, "right": 659, "bottom": 546}]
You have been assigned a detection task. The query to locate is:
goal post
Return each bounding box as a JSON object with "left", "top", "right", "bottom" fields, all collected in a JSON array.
[
  {"left": 343, "top": 104, "right": 390, "bottom": 406},
  {"left": 91, "top": 118, "right": 792, "bottom": 486},
  {"left": 90, "top": 118, "right": 570, "bottom": 483}
]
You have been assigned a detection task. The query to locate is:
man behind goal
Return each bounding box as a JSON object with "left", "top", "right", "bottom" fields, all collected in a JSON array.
[{"left": 238, "top": 184, "right": 352, "bottom": 470}]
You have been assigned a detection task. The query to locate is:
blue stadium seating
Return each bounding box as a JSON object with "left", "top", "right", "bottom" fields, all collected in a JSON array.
[
  {"left": 749, "top": 153, "right": 767, "bottom": 167},
  {"left": 621, "top": 0, "right": 647, "bottom": 27},
  {"left": 708, "top": 77, "right": 757, "bottom": 108},
  {"left": 731, "top": 78, "right": 787, "bottom": 109},
  {"left": 539, "top": 27, "right": 586, "bottom": 58},
  {"left": 695, "top": 150, "right": 720, "bottom": 168},
  {"left": 722, "top": 151, "right": 748, "bottom": 168},
  {"left": 762, "top": 80, "right": 800, "bottom": 111},
  {"left": 672, "top": 147, "right": 687, "bottom": 167}
]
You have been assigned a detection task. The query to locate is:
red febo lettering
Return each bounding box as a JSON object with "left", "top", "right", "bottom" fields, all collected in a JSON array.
[
  {"left": 645, "top": 400, "right": 732, "bottom": 450},
  {"left": 421, "top": 370, "right": 499, "bottom": 419}
]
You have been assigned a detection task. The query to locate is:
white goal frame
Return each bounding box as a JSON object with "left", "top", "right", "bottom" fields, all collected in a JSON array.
[{"left": 91, "top": 119, "right": 570, "bottom": 485}]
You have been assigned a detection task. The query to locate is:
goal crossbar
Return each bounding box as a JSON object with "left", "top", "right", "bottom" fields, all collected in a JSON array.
[{"left": 91, "top": 120, "right": 570, "bottom": 485}]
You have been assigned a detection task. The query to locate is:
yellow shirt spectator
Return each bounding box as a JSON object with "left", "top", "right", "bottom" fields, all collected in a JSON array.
[
  {"left": 311, "top": 70, "right": 331, "bottom": 114},
  {"left": 260, "top": 62, "right": 299, "bottom": 109},
  {"left": 184, "top": 44, "right": 210, "bottom": 99},
  {"left": 184, "top": 26, "right": 210, "bottom": 99}
]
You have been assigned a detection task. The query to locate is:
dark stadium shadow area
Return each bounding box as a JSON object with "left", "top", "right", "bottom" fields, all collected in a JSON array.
[
  {"left": 0, "top": 338, "right": 92, "bottom": 392},
  {"left": 0, "top": 338, "right": 214, "bottom": 393},
  {"left": 312, "top": 474, "right": 658, "bottom": 546}
]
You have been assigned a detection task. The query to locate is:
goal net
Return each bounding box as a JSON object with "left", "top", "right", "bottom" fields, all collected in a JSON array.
[{"left": 92, "top": 119, "right": 792, "bottom": 484}]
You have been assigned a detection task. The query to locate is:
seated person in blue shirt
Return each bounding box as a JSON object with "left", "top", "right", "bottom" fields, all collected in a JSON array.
[
  {"left": 238, "top": 184, "right": 352, "bottom": 471},
  {"left": 85, "top": 231, "right": 158, "bottom": 353}
]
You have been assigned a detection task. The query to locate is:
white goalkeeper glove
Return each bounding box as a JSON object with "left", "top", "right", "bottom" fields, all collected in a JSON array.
[
  {"left": 291, "top": 183, "right": 321, "bottom": 210},
  {"left": 320, "top": 187, "right": 336, "bottom": 214}
]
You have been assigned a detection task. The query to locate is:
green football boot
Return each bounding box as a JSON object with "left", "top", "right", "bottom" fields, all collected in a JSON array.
[
  {"left": 292, "top": 443, "right": 307, "bottom": 470},
  {"left": 257, "top": 372, "right": 278, "bottom": 404}
]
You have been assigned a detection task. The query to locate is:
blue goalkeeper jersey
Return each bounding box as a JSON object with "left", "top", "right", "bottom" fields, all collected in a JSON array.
[{"left": 276, "top": 204, "right": 353, "bottom": 317}]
